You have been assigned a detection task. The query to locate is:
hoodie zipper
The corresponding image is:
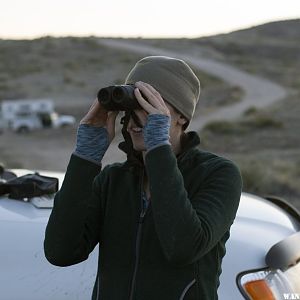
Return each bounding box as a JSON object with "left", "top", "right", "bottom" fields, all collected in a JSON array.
[
  {"left": 129, "top": 171, "right": 148, "bottom": 300},
  {"left": 179, "top": 279, "right": 196, "bottom": 300}
]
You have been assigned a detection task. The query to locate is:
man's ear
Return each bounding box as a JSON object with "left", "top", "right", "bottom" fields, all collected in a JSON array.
[{"left": 178, "top": 115, "right": 188, "bottom": 126}]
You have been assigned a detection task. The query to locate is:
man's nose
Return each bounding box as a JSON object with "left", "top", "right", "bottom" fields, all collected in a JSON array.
[{"left": 128, "top": 117, "right": 135, "bottom": 127}]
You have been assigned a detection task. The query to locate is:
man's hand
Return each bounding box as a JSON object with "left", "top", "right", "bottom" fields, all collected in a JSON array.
[
  {"left": 80, "top": 98, "right": 119, "bottom": 143},
  {"left": 134, "top": 81, "right": 170, "bottom": 117},
  {"left": 133, "top": 81, "right": 171, "bottom": 151}
]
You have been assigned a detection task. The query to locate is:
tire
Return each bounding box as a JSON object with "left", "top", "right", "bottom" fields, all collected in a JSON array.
[{"left": 17, "top": 126, "right": 30, "bottom": 134}]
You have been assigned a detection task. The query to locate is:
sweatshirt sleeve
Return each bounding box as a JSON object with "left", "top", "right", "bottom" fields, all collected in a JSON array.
[
  {"left": 44, "top": 154, "right": 103, "bottom": 267},
  {"left": 145, "top": 145, "right": 242, "bottom": 266}
]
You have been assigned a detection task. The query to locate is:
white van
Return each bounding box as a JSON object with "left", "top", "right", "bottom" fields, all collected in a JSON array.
[{"left": 0, "top": 99, "right": 75, "bottom": 133}]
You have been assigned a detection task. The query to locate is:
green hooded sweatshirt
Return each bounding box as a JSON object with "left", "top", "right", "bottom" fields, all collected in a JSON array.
[{"left": 44, "top": 131, "right": 242, "bottom": 300}]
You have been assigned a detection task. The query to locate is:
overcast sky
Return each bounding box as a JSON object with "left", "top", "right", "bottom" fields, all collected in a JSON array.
[{"left": 0, "top": 0, "right": 299, "bottom": 39}]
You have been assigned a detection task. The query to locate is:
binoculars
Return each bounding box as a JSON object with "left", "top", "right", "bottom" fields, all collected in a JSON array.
[{"left": 97, "top": 85, "right": 142, "bottom": 111}]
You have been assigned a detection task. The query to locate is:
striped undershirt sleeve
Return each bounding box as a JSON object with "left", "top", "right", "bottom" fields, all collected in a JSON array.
[{"left": 73, "top": 124, "right": 109, "bottom": 165}]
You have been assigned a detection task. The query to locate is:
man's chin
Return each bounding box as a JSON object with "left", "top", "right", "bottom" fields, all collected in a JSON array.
[{"left": 132, "top": 144, "right": 146, "bottom": 152}]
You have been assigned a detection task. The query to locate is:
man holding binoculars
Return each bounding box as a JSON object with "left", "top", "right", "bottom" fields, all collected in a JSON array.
[{"left": 44, "top": 56, "right": 242, "bottom": 300}]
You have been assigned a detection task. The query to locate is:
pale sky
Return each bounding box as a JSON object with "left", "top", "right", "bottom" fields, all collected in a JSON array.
[{"left": 0, "top": 0, "right": 299, "bottom": 39}]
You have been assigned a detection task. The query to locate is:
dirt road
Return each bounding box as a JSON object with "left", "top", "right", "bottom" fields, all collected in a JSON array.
[{"left": 97, "top": 39, "right": 288, "bottom": 166}]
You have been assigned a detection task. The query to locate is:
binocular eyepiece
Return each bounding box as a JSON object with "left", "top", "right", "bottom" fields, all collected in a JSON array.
[{"left": 97, "top": 85, "right": 142, "bottom": 111}]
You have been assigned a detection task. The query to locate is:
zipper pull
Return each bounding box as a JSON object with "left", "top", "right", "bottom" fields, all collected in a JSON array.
[
  {"left": 139, "top": 188, "right": 149, "bottom": 223},
  {"left": 139, "top": 210, "right": 146, "bottom": 223}
]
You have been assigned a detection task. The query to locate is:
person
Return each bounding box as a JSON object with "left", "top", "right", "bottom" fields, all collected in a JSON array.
[{"left": 44, "top": 56, "right": 242, "bottom": 300}]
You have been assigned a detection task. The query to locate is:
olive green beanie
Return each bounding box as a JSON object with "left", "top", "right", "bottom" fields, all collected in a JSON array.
[{"left": 125, "top": 56, "right": 201, "bottom": 122}]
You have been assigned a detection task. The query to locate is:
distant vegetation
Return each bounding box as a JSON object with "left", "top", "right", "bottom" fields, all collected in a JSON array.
[
  {"left": 200, "top": 93, "right": 300, "bottom": 207},
  {"left": 194, "top": 19, "right": 300, "bottom": 89},
  {"left": 203, "top": 112, "right": 283, "bottom": 134}
]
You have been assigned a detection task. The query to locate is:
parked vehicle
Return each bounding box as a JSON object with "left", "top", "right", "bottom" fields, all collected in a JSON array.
[
  {"left": 49, "top": 112, "right": 76, "bottom": 128},
  {"left": 0, "top": 99, "right": 75, "bottom": 133},
  {"left": 10, "top": 112, "right": 42, "bottom": 133},
  {"left": 0, "top": 168, "right": 299, "bottom": 300}
]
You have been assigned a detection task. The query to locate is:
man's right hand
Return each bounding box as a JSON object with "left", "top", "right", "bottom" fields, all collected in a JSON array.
[{"left": 80, "top": 98, "right": 119, "bottom": 144}]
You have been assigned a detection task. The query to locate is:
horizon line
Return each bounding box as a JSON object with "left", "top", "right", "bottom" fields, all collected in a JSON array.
[{"left": 1, "top": 17, "right": 299, "bottom": 41}]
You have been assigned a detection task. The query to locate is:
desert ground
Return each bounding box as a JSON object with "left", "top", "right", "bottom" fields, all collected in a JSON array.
[{"left": 0, "top": 19, "right": 299, "bottom": 209}]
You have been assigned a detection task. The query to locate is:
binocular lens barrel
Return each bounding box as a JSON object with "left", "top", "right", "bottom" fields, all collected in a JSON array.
[
  {"left": 97, "top": 85, "right": 141, "bottom": 111},
  {"left": 112, "top": 86, "right": 129, "bottom": 103},
  {"left": 97, "top": 88, "right": 111, "bottom": 104}
]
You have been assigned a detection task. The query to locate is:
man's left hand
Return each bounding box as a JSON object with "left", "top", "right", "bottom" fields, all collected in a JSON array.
[{"left": 134, "top": 81, "right": 170, "bottom": 117}]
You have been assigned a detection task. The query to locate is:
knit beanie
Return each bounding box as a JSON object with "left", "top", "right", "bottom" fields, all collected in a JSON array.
[{"left": 125, "top": 56, "right": 201, "bottom": 122}]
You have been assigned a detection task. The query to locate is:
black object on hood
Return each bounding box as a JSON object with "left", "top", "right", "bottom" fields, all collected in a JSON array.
[{"left": 0, "top": 172, "right": 59, "bottom": 200}]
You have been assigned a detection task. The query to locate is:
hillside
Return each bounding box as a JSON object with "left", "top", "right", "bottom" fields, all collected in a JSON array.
[
  {"left": 0, "top": 19, "right": 299, "bottom": 209},
  {"left": 196, "top": 19, "right": 300, "bottom": 90}
]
